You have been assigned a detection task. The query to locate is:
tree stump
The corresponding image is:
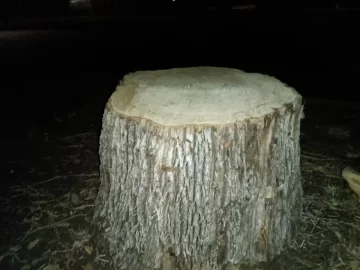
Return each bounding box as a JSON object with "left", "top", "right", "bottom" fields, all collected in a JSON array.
[{"left": 93, "top": 67, "right": 304, "bottom": 270}]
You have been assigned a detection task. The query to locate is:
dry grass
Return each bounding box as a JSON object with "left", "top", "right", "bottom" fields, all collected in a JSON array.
[{"left": 0, "top": 98, "right": 360, "bottom": 270}]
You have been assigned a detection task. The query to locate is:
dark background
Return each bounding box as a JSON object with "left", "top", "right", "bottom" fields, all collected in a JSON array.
[{"left": 0, "top": 0, "right": 359, "bottom": 125}]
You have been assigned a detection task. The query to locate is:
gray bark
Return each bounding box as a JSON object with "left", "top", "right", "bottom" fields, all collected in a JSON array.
[{"left": 93, "top": 99, "right": 303, "bottom": 270}]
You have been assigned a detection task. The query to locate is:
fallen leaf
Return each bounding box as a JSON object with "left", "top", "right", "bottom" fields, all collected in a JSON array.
[
  {"left": 84, "top": 245, "right": 93, "bottom": 255},
  {"left": 71, "top": 193, "right": 80, "bottom": 205},
  {"left": 350, "top": 260, "right": 360, "bottom": 270},
  {"left": 83, "top": 262, "right": 93, "bottom": 270},
  {"left": 27, "top": 239, "right": 40, "bottom": 250},
  {"left": 73, "top": 240, "right": 82, "bottom": 249},
  {"left": 43, "top": 264, "right": 62, "bottom": 270}
]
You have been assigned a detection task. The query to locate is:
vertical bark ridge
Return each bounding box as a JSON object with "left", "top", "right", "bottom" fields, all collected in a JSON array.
[{"left": 94, "top": 100, "right": 303, "bottom": 269}]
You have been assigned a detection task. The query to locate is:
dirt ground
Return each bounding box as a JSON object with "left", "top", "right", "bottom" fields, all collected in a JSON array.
[{"left": 1, "top": 89, "right": 359, "bottom": 270}]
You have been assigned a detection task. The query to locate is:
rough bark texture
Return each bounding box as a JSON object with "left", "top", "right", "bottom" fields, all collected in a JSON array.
[{"left": 93, "top": 97, "right": 303, "bottom": 270}]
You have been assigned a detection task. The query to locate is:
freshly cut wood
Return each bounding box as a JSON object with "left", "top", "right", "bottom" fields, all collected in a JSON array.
[{"left": 93, "top": 67, "right": 304, "bottom": 270}]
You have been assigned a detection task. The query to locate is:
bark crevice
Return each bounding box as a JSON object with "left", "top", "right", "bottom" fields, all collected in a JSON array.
[{"left": 94, "top": 98, "right": 303, "bottom": 269}]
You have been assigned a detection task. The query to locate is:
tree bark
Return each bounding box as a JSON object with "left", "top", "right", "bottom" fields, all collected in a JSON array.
[{"left": 93, "top": 67, "right": 304, "bottom": 270}]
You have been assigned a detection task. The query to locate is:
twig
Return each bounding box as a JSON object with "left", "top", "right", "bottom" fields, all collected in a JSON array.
[
  {"left": 30, "top": 173, "right": 98, "bottom": 187},
  {"left": 0, "top": 245, "right": 21, "bottom": 263},
  {"left": 301, "top": 150, "right": 332, "bottom": 158},
  {"left": 19, "top": 214, "right": 86, "bottom": 243},
  {"left": 301, "top": 155, "right": 342, "bottom": 161},
  {"left": 74, "top": 204, "right": 94, "bottom": 211},
  {"left": 62, "top": 133, "right": 97, "bottom": 140},
  {"left": 96, "top": 256, "right": 110, "bottom": 263},
  {"left": 68, "top": 173, "right": 98, "bottom": 177},
  {"left": 324, "top": 174, "right": 343, "bottom": 180},
  {"left": 31, "top": 176, "right": 63, "bottom": 187}
]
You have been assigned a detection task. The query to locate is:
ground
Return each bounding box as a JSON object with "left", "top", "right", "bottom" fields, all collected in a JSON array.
[{"left": 1, "top": 82, "right": 360, "bottom": 270}]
